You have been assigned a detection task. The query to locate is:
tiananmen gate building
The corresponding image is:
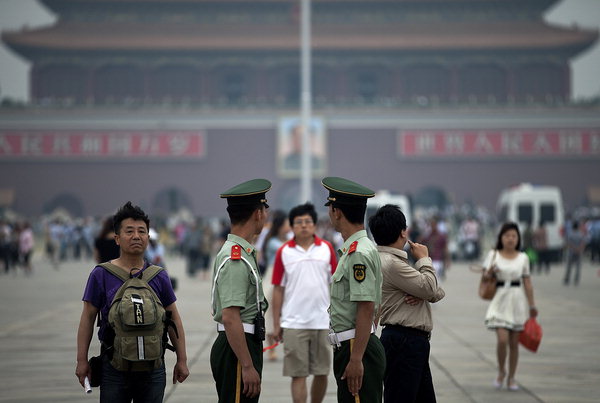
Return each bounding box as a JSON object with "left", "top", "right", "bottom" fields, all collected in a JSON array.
[{"left": 1, "top": 0, "right": 599, "bottom": 218}]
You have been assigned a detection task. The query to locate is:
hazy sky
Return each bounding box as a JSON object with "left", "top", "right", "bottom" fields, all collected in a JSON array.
[{"left": 0, "top": 0, "right": 599, "bottom": 102}]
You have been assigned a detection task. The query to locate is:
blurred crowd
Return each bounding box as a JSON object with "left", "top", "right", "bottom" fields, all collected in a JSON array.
[
  {"left": 1, "top": 203, "right": 600, "bottom": 280},
  {"left": 0, "top": 219, "right": 35, "bottom": 275}
]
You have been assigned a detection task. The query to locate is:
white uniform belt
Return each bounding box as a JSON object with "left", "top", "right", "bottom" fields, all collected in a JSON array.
[
  {"left": 328, "top": 324, "right": 376, "bottom": 346},
  {"left": 217, "top": 322, "right": 255, "bottom": 334}
]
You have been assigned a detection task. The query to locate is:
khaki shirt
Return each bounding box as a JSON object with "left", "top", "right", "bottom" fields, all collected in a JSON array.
[
  {"left": 212, "top": 234, "right": 266, "bottom": 324},
  {"left": 330, "top": 230, "right": 382, "bottom": 332},
  {"left": 377, "top": 245, "right": 445, "bottom": 332}
]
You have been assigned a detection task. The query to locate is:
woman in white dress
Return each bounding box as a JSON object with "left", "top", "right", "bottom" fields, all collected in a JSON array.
[{"left": 482, "top": 222, "right": 538, "bottom": 391}]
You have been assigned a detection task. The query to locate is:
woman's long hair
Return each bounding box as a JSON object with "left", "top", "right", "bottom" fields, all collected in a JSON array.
[
  {"left": 261, "top": 210, "right": 288, "bottom": 260},
  {"left": 97, "top": 216, "right": 115, "bottom": 239}
]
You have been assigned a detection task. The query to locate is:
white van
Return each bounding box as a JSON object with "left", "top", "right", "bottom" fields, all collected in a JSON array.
[
  {"left": 366, "top": 190, "right": 412, "bottom": 230},
  {"left": 496, "top": 183, "right": 564, "bottom": 261}
]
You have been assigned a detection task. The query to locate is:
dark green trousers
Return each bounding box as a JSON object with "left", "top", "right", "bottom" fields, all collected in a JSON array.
[
  {"left": 333, "top": 334, "right": 386, "bottom": 403},
  {"left": 210, "top": 332, "right": 263, "bottom": 403}
]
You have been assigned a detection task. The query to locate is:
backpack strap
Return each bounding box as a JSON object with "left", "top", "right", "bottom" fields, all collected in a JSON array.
[
  {"left": 101, "top": 263, "right": 165, "bottom": 310},
  {"left": 100, "top": 262, "right": 164, "bottom": 283},
  {"left": 100, "top": 262, "right": 130, "bottom": 282},
  {"left": 141, "top": 265, "right": 164, "bottom": 282}
]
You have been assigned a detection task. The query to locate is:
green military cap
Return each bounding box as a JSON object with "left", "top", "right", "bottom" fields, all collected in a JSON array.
[
  {"left": 220, "top": 179, "right": 272, "bottom": 208},
  {"left": 321, "top": 176, "right": 375, "bottom": 206}
]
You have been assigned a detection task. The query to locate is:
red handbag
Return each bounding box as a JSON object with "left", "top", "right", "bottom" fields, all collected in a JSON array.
[{"left": 519, "top": 318, "right": 542, "bottom": 353}]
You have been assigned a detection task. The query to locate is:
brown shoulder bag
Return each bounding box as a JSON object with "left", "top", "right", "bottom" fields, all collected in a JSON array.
[{"left": 478, "top": 250, "right": 497, "bottom": 300}]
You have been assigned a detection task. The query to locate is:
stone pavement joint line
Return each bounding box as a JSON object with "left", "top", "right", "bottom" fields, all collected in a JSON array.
[
  {"left": 433, "top": 320, "right": 545, "bottom": 403},
  {"left": 164, "top": 327, "right": 215, "bottom": 401},
  {"left": 430, "top": 355, "right": 477, "bottom": 403}
]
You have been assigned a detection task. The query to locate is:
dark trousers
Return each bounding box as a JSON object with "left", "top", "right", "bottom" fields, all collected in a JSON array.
[
  {"left": 564, "top": 253, "right": 582, "bottom": 285},
  {"left": 210, "top": 331, "right": 263, "bottom": 403},
  {"left": 591, "top": 238, "right": 600, "bottom": 262},
  {"left": 333, "top": 333, "right": 385, "bottom": 403},
  {"left": 381, "top": 325, "right": 436, "bottom": 403},
  {"left": 536, "top": 250, "right": 551, "bottom": 273},
  {"left": 100, "top": 355, "right": 166, "bottom": 403}
]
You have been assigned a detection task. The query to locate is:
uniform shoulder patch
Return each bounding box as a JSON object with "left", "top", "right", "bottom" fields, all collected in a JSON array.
[
  {"left": 348, "top": 241, "right": 358, "bottom": 254},
  {"left": 353, "top": 264, "right": 366, "bottom": 282},
  {"left": 231, "top": 245, "right": 242, "bottom": 260}
]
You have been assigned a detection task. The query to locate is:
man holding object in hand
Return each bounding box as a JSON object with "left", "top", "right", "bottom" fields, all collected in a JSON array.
[{"left": 369, "top": 204, "right": 445, "bottom": 403}]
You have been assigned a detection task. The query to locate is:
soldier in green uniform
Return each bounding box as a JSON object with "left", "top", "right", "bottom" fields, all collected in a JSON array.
[
  {"left": 210, "top": 179, "right": 271, "bottom": 402},
  {"left": 322, "top": 177, "right": 386, "bottom": 403}
]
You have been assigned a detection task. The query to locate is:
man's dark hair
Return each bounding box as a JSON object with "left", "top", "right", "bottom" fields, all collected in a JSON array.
[
  {"left": 368, "top": 204, "right": 407, "bottom": 246},
  {"left": 113, "top": 201, "right": 150, "bottom": 234},
  {"left": 331, "top": 202, "right": 366, "bottom": 225},
  {"left": 227, "top": 203, "right": 264, "bottom": 226},
  {"left": 289, "top": 202, "right": 318, "bottom": 226}
]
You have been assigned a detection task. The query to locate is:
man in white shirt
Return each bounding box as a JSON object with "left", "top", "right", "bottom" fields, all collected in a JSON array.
[{"left": 271, "top": 203, "right": 338, "bottom": 403}]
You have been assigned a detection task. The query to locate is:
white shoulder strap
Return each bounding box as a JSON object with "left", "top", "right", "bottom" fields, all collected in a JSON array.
[{"left": 211, "top": 255, "right": 262, "bottom": 316}]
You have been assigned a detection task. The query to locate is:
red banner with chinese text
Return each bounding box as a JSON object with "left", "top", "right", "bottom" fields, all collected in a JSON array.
[
  {"left": 398, "top": 129, "right": 600, "bottom": 159},
  {"left": 0, "top": 130, "right": 205, "bottom": 159}
]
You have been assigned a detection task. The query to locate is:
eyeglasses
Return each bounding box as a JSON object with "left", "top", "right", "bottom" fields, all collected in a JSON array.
[{"left": 293, "top": 219, "right": 314, "bottom": 226}]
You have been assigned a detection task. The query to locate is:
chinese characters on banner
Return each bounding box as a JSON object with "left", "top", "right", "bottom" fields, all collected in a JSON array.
[
  {"left": 0, "top": 131, "right": 205, "bottom": 159},
  {"left": 398, "top": 129, "right": 600, "bottom": 158}
]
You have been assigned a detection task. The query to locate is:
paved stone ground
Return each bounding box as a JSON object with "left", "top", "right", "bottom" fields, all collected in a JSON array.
[{"left": 0, "top": 253, "right": 598, "bottom": 402}]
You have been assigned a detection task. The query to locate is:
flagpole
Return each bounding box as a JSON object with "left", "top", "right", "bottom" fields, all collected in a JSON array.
[{"left": 300, "top": 0, "right": 312, "bottom": 204}]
